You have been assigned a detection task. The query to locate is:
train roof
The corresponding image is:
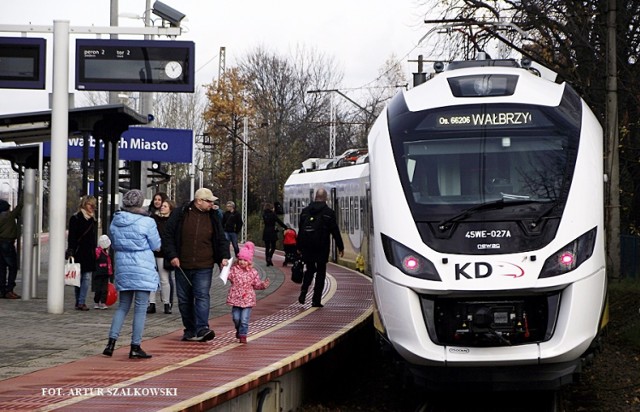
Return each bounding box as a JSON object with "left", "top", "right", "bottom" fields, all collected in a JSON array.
[
  {"left": 404, "top": 63, "right": 568, "bottom": 111},
  {"left": 292, "top": 148, "right": 368, "bottom": 174},
  {"left": 284, "top": 161, "right": 369, "bottom": 187}
]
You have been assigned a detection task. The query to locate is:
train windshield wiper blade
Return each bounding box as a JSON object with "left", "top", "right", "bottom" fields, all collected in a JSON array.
[{"left": 437, "top": 198, "right": 550, "bottom": 230}]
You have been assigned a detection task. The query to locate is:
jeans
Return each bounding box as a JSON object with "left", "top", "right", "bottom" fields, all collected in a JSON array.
[
  {"left": 108, "top": 290, "right": 150, "bottom": 346},
  {"left": 0, "top": 239, "right": 18, "bottom": 294},
  {"left": 301, "top": 259, "right": 327, "bottom": 305},
  {"left": 225, "top": 232, "right": 239, "bottom": 256},
  {"left": 74, "top": 272, "right": 92, "bottom": 306},
  {"left": 231, "top": 306, "right": 252, "bottom": 336},
  {"left": 175, "top": 267, "right": 213, "bottom": 337},
  {"left": 150, "top": 257, "right": 172, "bottom": 304}
]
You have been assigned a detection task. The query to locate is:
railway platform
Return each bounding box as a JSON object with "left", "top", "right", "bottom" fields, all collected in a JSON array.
[{"left": 0, "top": 248, "right": 373, "bottom": 411}]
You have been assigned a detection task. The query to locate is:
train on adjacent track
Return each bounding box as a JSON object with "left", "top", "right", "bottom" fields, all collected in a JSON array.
[{"left": 283, "top": 57, "right": 608, "bottom": 391}]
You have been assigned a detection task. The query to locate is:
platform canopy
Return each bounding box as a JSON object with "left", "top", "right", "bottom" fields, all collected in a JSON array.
[{"left": 0, "top": 104, "right": 148, "bottom": 145}]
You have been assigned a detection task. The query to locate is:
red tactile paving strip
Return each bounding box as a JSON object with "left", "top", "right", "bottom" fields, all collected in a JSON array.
[{"left": 0, "top": 261, "right": 373, "bottom": 411}]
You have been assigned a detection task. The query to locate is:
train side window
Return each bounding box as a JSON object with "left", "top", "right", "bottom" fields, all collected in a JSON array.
[
  {"left": 342, "top": 197, "right": 348, "bottom": 230},
  {"left": 354, "top": 196, "right": 362, "bottom": 230},
  {"left": 350, "top": 196, "right": 355, "bottom": 234}
]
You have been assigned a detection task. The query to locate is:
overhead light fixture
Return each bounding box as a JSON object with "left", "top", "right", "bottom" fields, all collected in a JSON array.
[{"left": 151, "top": 1, "right": 186, "bottom": 27}]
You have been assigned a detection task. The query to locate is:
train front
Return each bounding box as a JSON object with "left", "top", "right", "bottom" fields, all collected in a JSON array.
[{"left": 369, "top": 61, "right": 607, "bottom": 390}]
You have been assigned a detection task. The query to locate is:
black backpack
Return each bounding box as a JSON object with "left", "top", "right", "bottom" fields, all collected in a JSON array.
[{"left": 300, "top": 212, "right": 325, "bottom": 248}]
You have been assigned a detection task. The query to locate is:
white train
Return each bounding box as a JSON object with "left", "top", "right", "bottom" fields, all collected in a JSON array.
[
  {"left": 284, "top": 58, "right": 608, "bottom": 391},
  {"left": 283, "top": 152, "right": 370, "bottom": 266}
]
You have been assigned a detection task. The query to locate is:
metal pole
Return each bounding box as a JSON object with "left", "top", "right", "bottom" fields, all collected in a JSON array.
[
  {"left": 47, "top": 20, "right": 70, "bottom": 314},
  {"left": 605, "top": 0, "right": 620, "bottom": 276},
  {"left": 241, "top": 118, "right": 248, "bottom": 243},
  {"left": 21, "top": 168, "right": 35, "bottom": 300},
  {"left": 189, "top": 131, "right": 195, "bottom": 199},
  {"left": 330, "top": 94, "right": 336, "bottom": 158}
]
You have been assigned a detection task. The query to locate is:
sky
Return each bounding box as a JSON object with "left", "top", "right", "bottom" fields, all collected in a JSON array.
[{"left": 0, "top": 0, "right": 430, "bottom": 115}]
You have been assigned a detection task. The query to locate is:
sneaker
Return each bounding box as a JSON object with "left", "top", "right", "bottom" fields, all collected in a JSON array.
[
  {"left": 5, "top": 291, "right": 20, "bottom": 299},
  {"left": 99, "top": 303, "right": 108, "bottom": 310},
  {"left": 191, "top": 328, "right": 215, "bottom": 342},
  {"left": 94, "top": 304, "right": 101, "bottom": 309},
  {"left": 239, "top": 336, "right": 247, "bottom": 344}
]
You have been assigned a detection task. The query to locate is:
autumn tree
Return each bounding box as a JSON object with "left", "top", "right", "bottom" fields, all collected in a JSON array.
[{"left": 202, "top": 68, "right": 253, "bottom": 204}]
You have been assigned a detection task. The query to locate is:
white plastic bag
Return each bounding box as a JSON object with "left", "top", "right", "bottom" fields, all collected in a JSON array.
[{"left": 64, "top": 258, "right": 81, "bottom": 287}]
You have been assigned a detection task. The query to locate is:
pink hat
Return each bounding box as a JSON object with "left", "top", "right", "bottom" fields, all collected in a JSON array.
[{"left": 237, "top": 241, "right": 255, "bottom": 262}]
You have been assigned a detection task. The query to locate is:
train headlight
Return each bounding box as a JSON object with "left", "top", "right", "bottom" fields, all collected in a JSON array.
[
  {"left": 381, "top": 233, "right": 441, "bottom": 281},
  {"left": 539, "top": 227, "right": 597, "bottom": 278},
  {"left": 447, "top": 74, "right": 518, "bottom": 97}
]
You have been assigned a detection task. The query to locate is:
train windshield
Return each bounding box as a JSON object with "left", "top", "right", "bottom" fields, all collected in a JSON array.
[
  {"left": 404, "top": 134, "right": 567, "bottom": 206},
  {"left": 387, "top": 97, "right": 582, "bottom": 221}
]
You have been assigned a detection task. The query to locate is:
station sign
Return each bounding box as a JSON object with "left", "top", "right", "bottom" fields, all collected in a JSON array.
[
  {"left": 0, "top": 37, "right": 46, "bottom": 89},
  {"left": 75, "top": 39, "right": 194, "bottom": 92},
  {"left": 42, "top": 127, "right": 193, "bottom": 163}
]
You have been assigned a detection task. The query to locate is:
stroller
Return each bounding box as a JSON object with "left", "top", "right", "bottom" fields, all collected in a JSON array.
[{"left": 282, "top": 227, "right": 298, "bottom": 266}]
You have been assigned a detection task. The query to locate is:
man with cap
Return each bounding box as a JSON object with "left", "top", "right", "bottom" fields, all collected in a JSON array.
[
  {"left": 0, "top": 198, "right": 22, "bottom": 299},
  {"left": 162, "top": 188, "right": 230, "bottom": 342}
]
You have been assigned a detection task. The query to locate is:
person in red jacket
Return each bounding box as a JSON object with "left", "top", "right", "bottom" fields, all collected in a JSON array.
[
  {"left": 226, "top": 241, "right": 270, "bottom": 343},
  {"left": 282, "top": 226, "right": 298, "bottom": 267}
]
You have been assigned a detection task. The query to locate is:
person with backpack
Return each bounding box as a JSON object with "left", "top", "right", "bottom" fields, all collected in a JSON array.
[{"left": 296, "top": 188, "right": 344, "bottom": 308}]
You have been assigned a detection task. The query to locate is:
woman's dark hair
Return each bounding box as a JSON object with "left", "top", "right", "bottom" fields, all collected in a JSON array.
[{"left": 149, "top": 192, "right": 168, "bottom": 213}]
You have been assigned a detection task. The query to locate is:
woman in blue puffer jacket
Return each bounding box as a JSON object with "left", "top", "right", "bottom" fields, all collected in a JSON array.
[{"left": 102, "top": 189, "right": 161, "bottom": 360}]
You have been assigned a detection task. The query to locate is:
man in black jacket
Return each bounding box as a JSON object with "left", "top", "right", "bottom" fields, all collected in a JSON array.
[
  {"left": 0, "top": 199, "right": 22, "bottom": 299},
  {"left": 297, "top": 188, "right": 344, "bottom": 308},
  {"left": 222, "top": 201, "right": 243, "bottom": 257},
  {"left": 162, "top": 188, "right": 230, "bottom": 342}
]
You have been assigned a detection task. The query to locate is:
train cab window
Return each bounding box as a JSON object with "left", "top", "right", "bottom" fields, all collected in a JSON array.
[{"left": 403, "top": 134, "right": 568, "bottom": 207}]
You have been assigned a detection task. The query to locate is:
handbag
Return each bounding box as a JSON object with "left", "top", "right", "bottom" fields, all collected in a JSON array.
[
  {"left": 106, "top": 282, "right": 117, "bottom": 306},
  {"left": 64, "top": 258, "right": 82, "bottom": 287},
  {"left": 291, "top": 259, "right": 304, "bottom": 284}
]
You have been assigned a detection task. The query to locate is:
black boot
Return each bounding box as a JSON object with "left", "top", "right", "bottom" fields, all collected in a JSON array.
[
  {"left": 147, "top": 303, "right": 156, "bottom": 314},
  {"left": 164, "top": 303, "right": 172, "bottom": 314},
  {"left": 298, "top": 290, "right": 307, "bottom": 304},
  {"left": 129, "top": 345, "right": 152, "bottom": 359},
  {"left": 103, "top": 338, "right": 116, "bottom": 357}
]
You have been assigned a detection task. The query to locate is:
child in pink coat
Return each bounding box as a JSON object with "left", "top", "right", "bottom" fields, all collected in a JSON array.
[{"left": 226, "top": 241, "right": 270, "bottom": 343}]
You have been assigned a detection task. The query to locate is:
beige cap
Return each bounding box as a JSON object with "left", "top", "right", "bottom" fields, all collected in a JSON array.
[{"left": 195, "top": 187, "right": 218, "bottom": 202}]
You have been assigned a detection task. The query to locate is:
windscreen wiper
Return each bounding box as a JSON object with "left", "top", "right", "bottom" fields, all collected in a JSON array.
[{"left": 437, "top": 198, "right": 551, "bottom": 231}]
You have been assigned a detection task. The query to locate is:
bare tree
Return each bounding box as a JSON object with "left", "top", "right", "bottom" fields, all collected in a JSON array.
[
  {"left": 238, "top": 45, "right": 342, "bottom": 208},
  {"left": 153, "top": 89, "right": 206, "bottom": 203}
]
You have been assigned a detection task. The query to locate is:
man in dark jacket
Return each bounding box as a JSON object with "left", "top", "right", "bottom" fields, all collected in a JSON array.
[
  {"left": 0, "top": 199, "right": 22, "bottom": 299},
  {"left": 162, "top": 188, "right": 230, "bottom": 342},
  {"left": 222, "top": 201, "right": 243, "bottom": 257},
  {"left": 297, "top": 188, "right": 344, "bottom": 308}
]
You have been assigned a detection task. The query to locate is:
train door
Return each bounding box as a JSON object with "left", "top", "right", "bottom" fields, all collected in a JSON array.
[{"left": 365, "top": 184, "right": 372, "bottom": 274}]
